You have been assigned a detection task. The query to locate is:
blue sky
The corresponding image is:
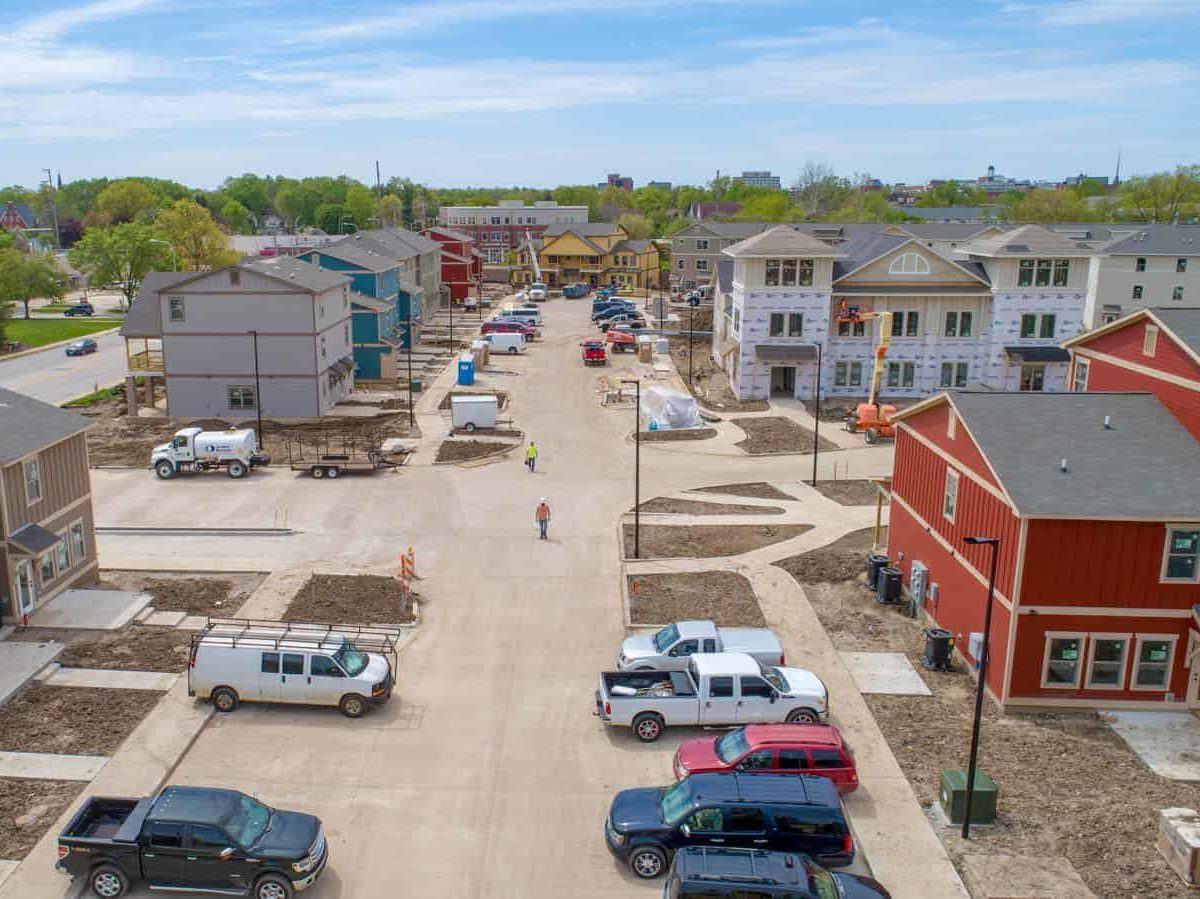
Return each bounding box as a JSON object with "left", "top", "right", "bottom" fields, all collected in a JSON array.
[{"left": 3, "top": 0, "right": 1197, "bottom": 190}]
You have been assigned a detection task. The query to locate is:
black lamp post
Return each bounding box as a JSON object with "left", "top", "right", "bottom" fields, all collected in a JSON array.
[
  {"left": 810, "top": 342, "right": 823, "bottom": 486},
  {"left": 960, "top": 535, "right": 1001, "bottom": 840},
  {"left": 405, "top": 310, "right": 414, "bottom": 427},
  {"left": 687, "top": 304, "right": 695, "bottom": 386},
  {"left": 250, "top": 329, "right": 263, "bottom": 446},
  {"left": 621, "top": 378, "right": 642, "bottom": 559}
]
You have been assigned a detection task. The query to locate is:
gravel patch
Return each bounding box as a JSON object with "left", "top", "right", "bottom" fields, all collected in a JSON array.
[
  {"left": 628, "top": 572, "right": 764, "bottom": 626},
  {"left": 624, "top": 523, "right": 812, "bottom": 559}
]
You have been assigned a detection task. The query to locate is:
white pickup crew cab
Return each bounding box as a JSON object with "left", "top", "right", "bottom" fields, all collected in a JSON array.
[
  {"left": 151, "top": 427, "right": 270, "bottom": 479},
  {"left": 618, "top": 620, "right": 785, "bottom": 671}
]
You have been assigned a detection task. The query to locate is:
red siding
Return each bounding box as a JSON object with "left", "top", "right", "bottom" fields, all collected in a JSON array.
[
  {"left": 900, "top": 402, "right": 1003, "bottom": 491},
  {"left": 1083, "top": 356, "right": 1200, "bottom": 440},
  {"left": 1080, "top": 317, "right": 1200, "bottom": 382}
]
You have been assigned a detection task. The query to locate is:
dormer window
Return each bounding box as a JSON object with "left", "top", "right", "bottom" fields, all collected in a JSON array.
[
  {"left": 764, "top": 258, "right": 814, "bottom": 287},
  {"left": 1018, "top": 258, "right": 1070, "bottom": 287},
  {"left": 888, "top": 252, "right": 930, "bottom": 275}
]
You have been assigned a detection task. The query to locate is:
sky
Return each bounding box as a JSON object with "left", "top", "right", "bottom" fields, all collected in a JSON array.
[{"left": 2, "top": 0, "right": 1198, "bottom": 190}]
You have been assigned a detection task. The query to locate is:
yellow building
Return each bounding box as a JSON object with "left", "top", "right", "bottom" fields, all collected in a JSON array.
[{"left": 514, "top": 223, "right": 660, "bottom": 291}]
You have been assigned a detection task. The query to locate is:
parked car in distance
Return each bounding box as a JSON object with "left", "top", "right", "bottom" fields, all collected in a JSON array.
[
  {"left": 528, "top": 281, "right": 547, "bottom": 301},
  {"left": 57, "top": 785, "right": 327, "bottom": 899},
  {"left": 480, "top": 319, "right": 535, "bottom": 339},
  {"left": 503, "top": 306, "right": 542, "bottom": 326},
  {"left": 595, "top": 653, "right": 828, "bottom": 743},
  {"left": 187, "top": 618, "right": 397, "bottom": 718},
  {"left": 63, "top": 302, "right": 95, "bottom": 316},
  {"left": 673, "top": 724, "right": 858, "bottom": 793},
  {"left": 605, "top": 772, "right": 854, "bottom": 879},
  {"left": 599, "top": 315, "right": 646, "bottom": 332},
  {"left": 491, "top": 317, "right": 539, "bottom": 339},
  {"left": 665, "top": 847, "right": 890, "bottom": 899},
  {"left": 592, "top": 300, "right": 637, "bottom": 319},
  {"left": 606, "top": 329, "right": 637, "bottom": 352},
  {"left": 581, "top": 340, "right": 607, "bottom": 366},
  {"left": 484, "top": 332, "right": 526, "bottom": 354},
  {"left": 619, "top": 620, "right": 785, "bottom": 671},
  {"left": 65, "top": 338, "right": 98, "bottom": 356}
]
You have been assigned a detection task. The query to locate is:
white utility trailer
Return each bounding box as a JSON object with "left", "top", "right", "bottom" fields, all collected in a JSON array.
[{"left": 450, "top": 395, "right": 498, "bottom": 432}]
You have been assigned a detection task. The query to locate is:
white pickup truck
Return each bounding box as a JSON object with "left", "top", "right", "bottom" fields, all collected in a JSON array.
[
  {"left": 595, "top": 652, "right": 828, "bottom": 742},
  {"left": 618, "top": 620, "right": 785, "bottom": 671}
]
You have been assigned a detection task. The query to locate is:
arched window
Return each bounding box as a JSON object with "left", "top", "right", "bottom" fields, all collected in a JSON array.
[{"left": 889, "top": 252, "right": 931, "bottom": 275}]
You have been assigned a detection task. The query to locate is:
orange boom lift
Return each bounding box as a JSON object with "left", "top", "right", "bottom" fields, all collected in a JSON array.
[{"left": 837, "top": 303, "right": 896, "bottom": 445}]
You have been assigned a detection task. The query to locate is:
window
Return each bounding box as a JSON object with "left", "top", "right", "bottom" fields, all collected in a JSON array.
[
  {"left": 695, "top": 258, "right": 709, "bottom": 272},
  {"left": 1162, "top": 527, "right": 1200, "bottom": 581},
  {"left": 149, "top": 823, "right": 184, "bottom": 848},
  {"left": 190, "top": 825, "right": 232, "bottom": 851},
  {"left": 1019, "top": 364, "right": 1046, "bottom": 391},
  {"left": 888, "top": 252, "right": 930, "bottom": 275},
  {"left": 811, "top": 749, "right": 845, "bottom": 769},
  {"left": 1178, "top": 258, "right": 1188, "bottom": 273},
  {"left": 798, "top": 259, "right": 814, "bottom": 286},
  {"left": 1039, "top": 314, "right": 1056, "bottom": 339},
  {"left": 776, "top": 749, "right": 810, "bottom": 771},
  {"left": 732, "top": 308, "right": 741, "bottom": 336},
  {"left": 1018, "top": 260, "right": 1034, "bottom": 287},
  {"left": 1132, "top": 285, "right": 1144, "bottom": 300},
  {"left": 1035, "top": 258, "right": 1052, "bottom": 286},
  {"left": 168, "top": 295, "right": 186, "bottom": 322},
  {"left": 944, "top": 311, "right": 973, "bottom": 338},
  {"left": 740, "top": 677, "right": 774, "bottom": 698},
  {"left": 695, "top": 239, "right": 709, "bottom": 251},
  {"left": 709, "top": 676, "right": 734, "bottom": 698},
  {"left": 1071, "top": 358, "right": 1089, "bottom": 392},
  {"left": 738, "top": 750, "right": 775, "bottom": 771},
  {"left": 780, "top": 259, "right": 798, "bottom": 286},
  {"left": 490, "top": 216, "right": 501, "bottom": 225},
  {"left": 228, "top": 386, "right": 256, "bottom": 410},
  {"left": 344, "top": 324, "right": 349, "bottom": 343},
  {"left": 676, "top": 259, "right": 684, "bottom": 270},
  {"left": 886, "top": 362, "right": 915, "bottom": 388},
  {"left": 261, "top": 652, "right": 280, "bottom": 674},
  {"left": 668, "top": 640, "right": 699, "bottom": 658},
  {"left": 772, "top": 813, "right": 837, "bottom": 837},
  {"left": 837, "top": 320, "right": 865, "bottom": 337},
  {"left": 39, "top": 550, "right": 55, "bottom": 583},
  {"left": 788, "top": 313, "right": 803, "bottom": 336},
  {"left": 24, "top": 457, "right": 41, "bottom": 503},
  {"left": 765, "top": 259, "right": 780, "bottom": 287},
  {"left": 70, "top": 521, "right": 86, "bottom": 563},
  {"left": 1086, "top": 636, "right": 1129, "bottom": 689},
  {"left": 685, "top": 809, "right": 722, "bottom": 833},
  {"left": 1053, "top": 259, "right": 1070, "bottom": 286},
  {"left": 834, "top": 362, "right": 847, "bottom": 387},
  {"left": 769, "top": 313, "right": 785, "bottom": 337},
  {"left": 942, "top": 469, "right": 959, "bottom": 522},
  {"left": 724, "top": 808, "right": 766, "bottom": 833},
  {"left": 940, "top": 362, "right": 968, "bottom": 388},
  {"left": 55, "top": 537, "right": 69, "bottom": 573},
  {"left": 1143, "top": 324, "right": 1158, "bottom": 357},
  {"left": 281, "top": 653, "right": 304, "bottom": 675},
  {"left": 1042, "top": 634, "right": 1084, "bottom": 688},
  {"left": 1173, "top": 286, "right": 1185, "bottom": 301},
  {"left": 1132, "top": 636, "right": 1175, "bottom": 689},
  {"left": 890, "top": 311, "right": 919, "bottom": 337},
  {"left": 849, "top": 361, "right": 862, "bottom": 387},
  {"left": 309, "top": 655, "right": 344, "bottom": 677},
  {"left": 1020, "top": 314, "right": 1036, "bottom": 338},
  {"left": 229, "top": 269, "right": 241, "bottom": 287},
  {"left": 1135, "top": 257, "right": 1147, "bottom": 272},
  {"left": 491, "top": 231, "right": 500, "bottom": 241}
]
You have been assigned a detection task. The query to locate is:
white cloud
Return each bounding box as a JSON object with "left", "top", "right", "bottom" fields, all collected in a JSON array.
[
  {"left": 13, "top": 0, "right": 168, "bottom": 42},
  {"left": 1003, "top": 0, "right": 1197, "bottom": 25}
]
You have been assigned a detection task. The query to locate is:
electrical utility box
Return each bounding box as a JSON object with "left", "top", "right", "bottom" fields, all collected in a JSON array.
[{"left": 939, "top": 769, "right": 997, "bottom": 825}]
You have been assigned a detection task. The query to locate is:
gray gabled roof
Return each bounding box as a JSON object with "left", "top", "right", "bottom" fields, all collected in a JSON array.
[
  {"left": 242, "top": 256, "right": 350, "bottom": 292},
  {"left": 612, "top": 239, "right": 653, "bottom": 254},
  {"left": 831, "top": 232, "right": 991, "bottom": 285},
  {"left": 944, "top": 391, "right": 1200, "bottom": 518},
  {"left": 723, "top": 225, "right": 840, "bottom": 258},
  {"left": 423, "top": 226, "right": 476, "bottom": 244},
  {"left": 1102, "top": 224, "right": 1200, "bottom": 256},
  {"left": 894, "top": 223, "right": 1001, "bottom": 242},
  {"left": 542, "top": 221, "right": 620, "bottom": 238},
  {"left": 0, "top": 387, "right": 93, "bottom": 465},
  {"left": 370, "top": 227, "right": 441, "bottom": 255},
  {"left": 963, "top": 224, "right": 1096, "bottom": 258},
  {"left": 676, "top": 221, "right": 774, "bottom": 240},
  {"left": 307, "top": 240, "right": 396, "bottom": 273},
  {"left": 1147, "top": 307, "right": 1200, "bottom": 357},
  {"left": 120, "top": 271, "right": 191, "bottom": 337}
]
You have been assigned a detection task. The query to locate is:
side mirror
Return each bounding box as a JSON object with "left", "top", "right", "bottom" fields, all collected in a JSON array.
[
  {"left": 219, "top": 847, "right": 236, "bottom": 860},
  {"left": 769, "top": 694, "right": 777, "bottom": 704},
  {"left": 680, "top": 824, "right": 691, "bottom": 838}
]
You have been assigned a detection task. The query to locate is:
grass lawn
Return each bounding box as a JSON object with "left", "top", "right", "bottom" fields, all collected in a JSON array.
[{"left": 3, "top": 319, "right": 119, "bottom": 349}]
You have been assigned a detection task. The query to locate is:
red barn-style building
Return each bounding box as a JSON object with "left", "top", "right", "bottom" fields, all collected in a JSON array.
[
  {"left": 1064, "top": 306, "right": 1200, "bottom": 440},
  {"left": 888, "top": 390, "right": 1200, "bottom": 711},
  {"left": 422, "top": 227, "right": 483, "bottom": 302},
  {"left": 1, "top": 202, "right": 36, "bottom": 231}
]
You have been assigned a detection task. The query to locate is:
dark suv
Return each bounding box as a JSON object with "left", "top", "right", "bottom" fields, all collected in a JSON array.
[
  {"left": 665, "top": 847, "right": 891, "bottom": 898},
  {"left": 605, "top": 772, "right": 853, "bottom": 879}
]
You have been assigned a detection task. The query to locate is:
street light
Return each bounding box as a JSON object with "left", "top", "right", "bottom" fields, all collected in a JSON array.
[
  {"left": 687, "top": 303, "right": 694, "bottom": 386},
  {"left": 249, "top": 329, "right": 264, "bottom": 446},
  {"left": 150, "top": 239, "right": 177, "bottom": 271},
  {"left": 621, "top": 378, "right": 642, "bottom": 559},
  {"left": 810, "top": 342, "right": 823, "bottom": 486},
  {"left": 960, "top": 535, "right": 1001, "bottom": 840},
  {"left": 405, "top": 309, "right": 414, "bottom": 428}
]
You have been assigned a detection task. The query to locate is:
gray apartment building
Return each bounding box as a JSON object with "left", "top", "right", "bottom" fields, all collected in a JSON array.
[
  {"left": 120, "top": 257, "right": 355, "bottom": 419},
  {"left": 342, "top": 228, "right": 444, "bottom": 320}
]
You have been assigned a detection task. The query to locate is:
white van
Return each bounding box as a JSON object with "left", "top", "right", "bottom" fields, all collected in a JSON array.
[
  {"left": 188, "top": 619, "right": 399, "bottom": 718},
  {"left": 506, "top": 306, "right": 542, "bottom": 326},
  {"left": 485, "top": 332, "right": 526, "bottom": 354}
]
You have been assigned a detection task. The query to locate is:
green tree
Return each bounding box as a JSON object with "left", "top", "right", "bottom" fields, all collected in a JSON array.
[
  {"left": 220, "top": 199, "right": 252, "bottom": 234},
  {"left": 157, "top": 199, "right": 239, "bottom": 270},
  {"left": 792, "top": 162, "right": 851, "bottom": 218},
  {"left": 552, "top": 185, "right": 601, "bottom": 219},
  {"left": 916, "top": 180, "right": 988, "bottom": 207},
  {"left": 615, "top": 213, "right": 653, "bottom": 239},
  {"left": 1004, "top": 188, "right": 1092, "bottom": 223},
  {"left": 96, "top": 179, "right": 160, "bottom": 223},
  {"left": 56, "top": 178, "right": 110, "bottom": 219},
  {"left": 315, "top": 203, "right": 346, "bottom": 234},
  {"left": 221, "top": 174, "right": 271, "bottom": 218},
  {"left": 69, "top": 223, "right": 172, "bottom": 309},
  {"left": 344, "top": 184, "right": 377, "bottom": 229},
  {"left": 0, "top": 248, "right": 65, "bottom": 320},
  {"left": 734, "top": 192, "right": 791, "bottom": 222},
  {"left": 1119, "top": 165, "right": 1200, "bottom": 223},
  {"left": 378, "top": 194, "right": 404, "bottom": 228},
  {"left": 824, "top": 190, "right": 911, "bottom": 223}
]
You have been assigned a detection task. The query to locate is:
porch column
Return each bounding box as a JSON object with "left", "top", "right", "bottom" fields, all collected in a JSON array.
[{"left": 125, "top": 376, "right": 140, "bottom": 417}]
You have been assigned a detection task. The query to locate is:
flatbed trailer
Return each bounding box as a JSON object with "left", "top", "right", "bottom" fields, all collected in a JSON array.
[{"left": 285, "top": 432, "right": 411, "bottom": 479}]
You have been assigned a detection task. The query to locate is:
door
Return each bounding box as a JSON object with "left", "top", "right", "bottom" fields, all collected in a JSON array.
[
  {"left": 258, "top": 651, "right": 282, "bottom": 701},
  {"left": 15, "top": 560, "right": 36, "bottom": 615},
  {"left": 735, "top": 749, "right": 776, "bottom": 774},
  {"left": 142, "top": 821, "right": 187, "bottom": 885},
  {"left": 184, "top": 825, "right": 242, "bottom": 891},
  {"left": 663, "top": 639, "right": 700, "bottom": 671},
  {"left": 719, "top": 806, "right": 770, "bottom": 851},
  {"left": 679, "top": 807, "right": 725, "bottom": 848},
  {"left": 737, "top": 676, "right": 777, "bottom": 723},
  {"left": 770, "top": 366, "right": 796, "bottom": 396},
  {"left": 306, "top": 654, "right": 347, "bottom": 704},
  {"left": 700, "top": 676, "right": 738, "bottom": 724},
  {"left": 278, "top": 652, "right": 306, "bottom": 702}
]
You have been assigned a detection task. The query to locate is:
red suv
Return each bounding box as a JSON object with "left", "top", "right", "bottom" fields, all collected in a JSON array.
[
  {"left": 480, "top": 319, "right": 535, "bottom": 338},
  {"left": 672, "top": 724, "right": 858, "bottom": 793}
]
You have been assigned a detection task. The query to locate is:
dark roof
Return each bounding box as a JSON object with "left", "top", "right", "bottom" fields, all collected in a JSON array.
[
  {"left": 1003, "top": 345, "right": 1072, "bottom": 363},
  {"left": 542, "top": 222, "right": 620, "bottom": 238},
  {"left": 1102, "top": 225, "right": 1200, "bottom": 256},
  {"left": 7, "top": 523, "right": 62, "bottom": 554},
  {"left": 366, "top": 227, "right": 441, "bottom": 256},
  {"left": 308, "top": 241, "right": 396, "bottom": 273},
  {"left": 896, "top": 223, "right": 1000, "bottom": 241},
  {"left": 151, "top": 787, "right": 239, "bottom": 827},
  {"left": 243, "top": 257, "right": 350, "bottom": 292},
  {"left": 423, "top": 226, "right": 475, "bottom": 243},
  {"left": 903, "top": 207, "right": 986, "bottom": 221},
  {"left": 676, "top": 221, "right": 773, "bottom": 240},
  {"left": 944, "top": 391, "right": 1200, "bottom": 518},
  {"left": 831, "top": 232, "right": 990, "bottom": 285},
  {"left": 716, "top": 259, "right": 733, "bottom": 294},
  {"left": 756, "top": 344, "right": 819, "bottom": 361},
  {"left": 612, "top": 239, "right": 653, "bottom": 253},
  {"left": 687, "top": 772, "right": 837, "bottom": 806},
  {"left": 0, "top": 387, "right": 93, "bottom": 465},
  {"left": 120, "top": 272, "right": 190, "bottom": 338},
  {"left": 1149, "top": 307, "right": 1200, "bottom": 357}
]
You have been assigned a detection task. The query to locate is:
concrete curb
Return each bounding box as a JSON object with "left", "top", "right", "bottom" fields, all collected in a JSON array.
[{"left": 0, "top": 324, "right": 122, "bottom": 364}]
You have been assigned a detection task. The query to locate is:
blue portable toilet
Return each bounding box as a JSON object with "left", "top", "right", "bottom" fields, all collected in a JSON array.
[{"left": 457, "top": 353, "right": 475, "bottom": 386}]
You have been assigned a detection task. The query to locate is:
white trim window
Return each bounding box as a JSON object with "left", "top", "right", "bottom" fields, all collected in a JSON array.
[
  {"left": 1173, "top": 286, "right": 1185, "bottom": 301},
  {"left": 769, "top": 313, "right": 785, "bottom": 337},
  {"left": 1131, "top": 635, "right": 1176, "bottom": 690},
  {"left": 695, "top": 239, "right": 709, "bottom": 251},
  {"left": 1071, "top": 358, "right": 1089, "bottom": 392},
  {"left": 944, "top": 310, "right": 973, "bottom": 338},
  {"left": 1143, "top": 324, "right": 1159, "bottom": 357},
  {"left": 24, "top": 457, "right": 41, "bottom": 503},
  {"left": 39, "top": 550, "right": 56, "bottom": 584},
  {"left": 1019, "top": 313, "right": 1056, "bottom": 339},
  {"left": 940, "top": 362, "right": 969, "bottom": 388},
  {"left": 732, "top": 307, "right": 741, "bottom": 337},
  {"left": 1085, "top": 634, "right": 1130, "bottom": 689},
  {"left": 890, "top": 311, "right": 920, "bottom": 338},
  {"left": 228, "top": 385, "right": 256, "bottom": 411},
  {"left": 888, "top": 252, "right": 931, "bottom": 275},
  {"left": 942, "top": 468, "right": 959, "bottom": 522},
  {"left": 55, "top": 534, "right": 69, "bottom": 574},
  {"left": 833, "top": 361, "right": 863, "bottom": 387},
  {"left": 836, "top": 319, "right": 865, "bottom": 338},
  {"left": 696, "top": 259, "right": 709, "bottom": 272},
  {"left": 787, "top": 313, "right": 802, "bottom": 337},
  {"left": 1041, "top": 633, "right": 1085, "bottom": 688},
  {"left": 886, "top": 361, "right": 915, "bottom": 388},
  {"left": 70, "top": 520, "right": 86, "bottom": 563},
  {"left": 1161, "top": 526, "right": 1200, "bottom": 582}
]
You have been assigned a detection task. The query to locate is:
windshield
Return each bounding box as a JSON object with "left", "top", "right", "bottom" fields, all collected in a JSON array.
[
  {"left": 760, "top": 662, "right": 787, "bottom": 693},
  {"left": 714, "top": 728, "right": 750, "bottom": 764},
  {"left": 653, "top": 624, "right": 680, "bottom": 653},
  {"left": 659, "top": 780, "right": 694, "bottom": 825},
  {"left": 225, "top": 794, "right": 271, "bottom": 847},
  {"left": 805, "top": 860, "right": 840, "bottom": 899},
  {"left": 334, "top": 645, "right": 369, "bottom": 677}
]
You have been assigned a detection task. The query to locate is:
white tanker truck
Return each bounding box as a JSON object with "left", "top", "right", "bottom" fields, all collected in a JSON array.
[{"left": 150, "top": 427, "right": 270, "bottom": 480}]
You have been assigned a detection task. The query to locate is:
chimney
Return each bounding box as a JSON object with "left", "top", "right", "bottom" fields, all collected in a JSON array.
[
  {"left": 1060, "top": 458, "right": 1068, "bottom": 473},
  {"left": 1103, "top": 415, "right": 1112, "bottom": 429}
]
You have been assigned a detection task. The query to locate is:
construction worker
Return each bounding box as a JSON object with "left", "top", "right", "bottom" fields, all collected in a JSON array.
[
  {"left": 525, "top": 441, "right": 538, "bottom": 473},
  {"left": 535, "top": 498, "right": 551, "bottom": 540}
]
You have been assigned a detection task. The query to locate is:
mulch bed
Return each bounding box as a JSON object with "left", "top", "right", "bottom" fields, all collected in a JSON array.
[
  {"left": 638, "top": 428, "right": 717, "bottom": 442},
  {"left": 628, "top": 571, "right": 764, "bottom": 626},
  {"left": 7, "top": 624, "right": 196, "bottom": 672},
  {"left": 0, "top": 685, "right": 163, "bottom": 756},
  {"left": 775, "top": 526, "right": 883, "bottom": 585},
  {"left": 434, "top": 439, "right": 514, "bottom": 463},
  {"left": 624, "top": 523, "right": 811, "bottom": 559},
  {"left": 100, "top": 571, "right": 265, "bottom": 616},
  {"left": 810, "top": 480, "right": 885, "bottom": 506},
  {"left": 438, "top": 389, "right": 509, "bottom": 411},
  {"left": 695, "top": 482, "right": 797, "bottom": 501},
  {"left": 286, "top": 574, "right": 416, "bottom": 625},
  {"left": 667, "top": 337, "right": 769, "bottom": 412},
  {"left": 0, "top": 778, "right": 85, "bottom": 859},
  {"left": 634, "top": 497, "right": 785, "bottom": 516},
  {"left": 732, "top": 417, "right": 840, "bottom": 455}
]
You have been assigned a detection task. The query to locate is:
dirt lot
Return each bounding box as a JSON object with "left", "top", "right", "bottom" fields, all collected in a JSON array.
[
  {"left": 804, "top": 397, "right": 910, "bottom": 424},
  {"left": 101, "top": 570, "right": 265, "bottom": 616},
  {"left": 775, "top": 526, "right": 884, "bottom": 585},
  {"left": 435, "top": 439, "right": 514, "bottom": 463},
  {"left": 638, "top": 427, "right": 717, "bottom": 442},
  {"left": 0, "top": 685, "right": 163, "bottom": 755},
  {"left": 624, "top": 523, "right": 811, "bottom": 559},
  {"left": 286, "top": 574, "right": 416, "bottom": 624},
  {"left": 667, "top": 337, "right": 769, "bottom": 412},
  {"left": 7, "top": 624, "right": 195, "bottom": 671},
  {"left": 628, "top": 571, "right": 764, "bottom": 626},
  {"left": 635, "top": 497, "right": 785, "bottom": 515},
  {"left": 437, "top": 389, "right": 509, "bottom": 411},
  {"left": 810, "top": 479, "right": 885, "bottom": 506},
  {"left": 732, "top": 417, "right": 840, "bottom": 455},
  {"left": 0, "top": 778, "right": 85, "bottom": 859},
  {"left": 695, "top": 482, "right": 797, "bottom": 501}
]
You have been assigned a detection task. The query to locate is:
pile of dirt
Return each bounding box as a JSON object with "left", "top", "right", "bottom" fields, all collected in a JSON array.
[
  {"left": 435, "top": 439, "right": 513, "bottom": 463},
  {"left": 811, "top": 480, "right": 884, "bottom": 506},
  {"left": 101, "top": 571, "right": 264, "bottom": 616},
  {"left": 732, "top": 417, "right": 840, "bottom": 455},
  {"left": 638, "top": 427, "right": 717, "bottom": 442},
  {"left": 624, "top": 523, "right": 811, "bottom": 559},
  {"left": 0, "top": 685, "right": 163, "bottom": 755},
  {"left": 666, "top": 337, "right": 769, "bottom": 412},
  {"left": 8, "top": 624, "right": 195, "bottom": 671},
  {"left": 803, "top": 581, "right": 919, "bottom": 653},
  {"left": 438, "top": 389, "right": 509, "bottom": 411},
  {"left": 286, "top": 574, "right": 416, "bottom": 624},
  {"left": 804, "top": 397, "right": 909, "bottom": 424},
  {"left": 628, "top": 571, "right": 764, "bottom": 626},
  {"left": 775, "top": 526, "right": 883, "bottom": 585},
  {"left": 695, "top": 483, "right": 797, "bottom": 501},
  {"left": 0, "top": 778, "right": 85, "bottom": 859},
  {"left": 635, "top": 497, "right": 785, "bottom": 516}
]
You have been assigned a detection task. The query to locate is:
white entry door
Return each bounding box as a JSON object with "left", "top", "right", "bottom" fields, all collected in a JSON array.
[{"left": 15, "top": 561, "right": 36, "bottom": 615}]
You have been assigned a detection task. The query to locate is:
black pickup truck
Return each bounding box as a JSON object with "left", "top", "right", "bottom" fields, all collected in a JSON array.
[{"left": 56, "top": 786, "right": 327, "bottom": 898}]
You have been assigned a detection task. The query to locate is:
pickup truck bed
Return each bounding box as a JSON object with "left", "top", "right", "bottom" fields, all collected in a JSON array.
[
  {"left": 600, "top": 670, "right": 696, "bottom": 698},
  {"left": 61, "top": 798, "right": 150, "bottom": 843}
]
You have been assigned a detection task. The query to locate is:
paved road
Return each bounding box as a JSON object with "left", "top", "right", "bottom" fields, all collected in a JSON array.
[{"left": 0, "top": 328, "right": 124, "bottom": 405}]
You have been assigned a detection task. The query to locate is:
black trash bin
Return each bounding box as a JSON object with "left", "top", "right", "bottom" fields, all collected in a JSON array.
[
  {"left": 876, "top": 567, "right": 903, "bottom": 605},
  {"left": 923, "top": 628, "right": 954, "bottom": 671},
  {"left": 866, "top": 553, "right": 890, "bottom": 591}
]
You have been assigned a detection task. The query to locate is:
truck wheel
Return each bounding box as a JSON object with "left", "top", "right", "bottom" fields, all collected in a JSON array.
[
  {"left": 154, "top": 460, "right": 175, "bottom": 480},
  {"left": 629, "top": 846, "right": 667, "bottom": 879},
  {"left": 508, "top": 346, "right": 518, "bottom": 354},
  {"left": 90, "top": 864, "right": 129, "bottom": 898},
  {"left": 339, "top": 694, "right": 367, "bottom": 718},
  {"left": 326, "top": 466, "right": 340, "bottom": 479},
  {"left": 632, "top": 712, "right": 664, "bottom": 742},
  {"left": 211, "top": 687, "right": 239, "bottom": 713},
  {"left": 864, "top": 428, "right": 879, "bottom": 446},
  {"left": 787, "top": 708, "right": 820, "bottom": 724},
  {"left": 254, "top": 873, "right": 293, "bottom": 899},
  {"left": 311, "top": 466, "right": 325, "bottom": 478},
  {"left": 464, "top": 422, "right": 476, "bottom": 432},
  {"left": 227, "top": 460, "right": 248, "bottom": 478}
]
